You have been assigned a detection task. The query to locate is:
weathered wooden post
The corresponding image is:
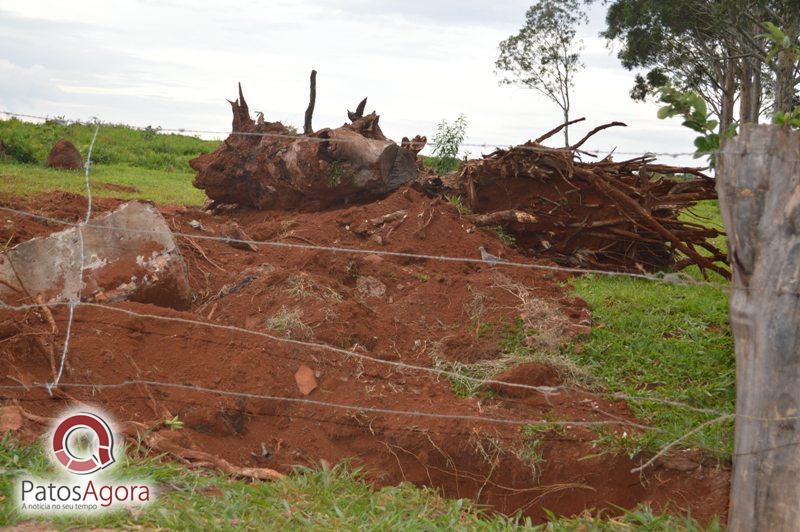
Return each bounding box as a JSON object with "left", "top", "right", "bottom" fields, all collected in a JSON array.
[{"left": 717, "top": 125, "right": 800, "bottom": 530}]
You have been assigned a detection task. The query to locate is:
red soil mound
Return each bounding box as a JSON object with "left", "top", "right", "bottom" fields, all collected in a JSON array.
[
  {"left": 0, "top": 189, "right": 728, "bottom": 523},
  {"left": 45, "top": 139, "right": 83, "bottom": 170}
]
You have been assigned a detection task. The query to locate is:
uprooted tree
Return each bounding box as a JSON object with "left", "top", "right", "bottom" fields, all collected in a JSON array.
[
  {"left": 191, "top": 78, "right": 728, "bottom": 278},
  {"left": 191, "top": 81, "right": 423, "bottom": 210},
  {"left": 446, "top": 118, "right": 729, "bottom": 278}
]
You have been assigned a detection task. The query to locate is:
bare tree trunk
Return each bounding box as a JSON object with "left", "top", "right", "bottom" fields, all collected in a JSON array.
[
  {"left": 563, "top": 109, "right": 570, "bottom": 147},
  {"left": 749, "top": 58, "right": 762, "bottom": 122},
  {"left": 739, "top": 57, "right": 755, "bottom": 124},
  {"left": 718, "top": 125, "right": 800, "bottom": 531},
  {"left": 774, "top": 50, "right": 796, "bottom": 115},
  {"left": 720, "top": 57, "right": 736, "bottom": 133},
  {"left": 304, "top": 69, "right": 317, "bottom": 135}
]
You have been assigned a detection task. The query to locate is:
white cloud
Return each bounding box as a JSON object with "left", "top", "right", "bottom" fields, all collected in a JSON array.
[{"left": 0, "top": 0, "right": 699, "bottom": 166}]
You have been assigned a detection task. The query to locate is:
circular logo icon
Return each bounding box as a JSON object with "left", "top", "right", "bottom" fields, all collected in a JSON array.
[{"left": 51, "top": 412, "right": 116, "bottom": 475}]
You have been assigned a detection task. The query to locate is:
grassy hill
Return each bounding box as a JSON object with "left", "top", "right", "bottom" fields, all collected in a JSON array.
[{"left": 0, "top": 117, "right": 217, "bottom": 204}]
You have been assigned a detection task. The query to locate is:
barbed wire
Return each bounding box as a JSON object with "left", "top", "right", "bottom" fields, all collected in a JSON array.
[
  {"left": 47, "top": 120, "right": 99, "bottom": 393},
  {"left": 0, "top": 108, "right": 714, "bottom": 159},
  {"left": 8, "top": 295, "right": 795, "bottom": 423},
  {"left": 6, "top": 107, "right": 800, "bottom": 162},
  {"left": 0, "top": 297, "right": 733, "bottom": 419},
  {"left": 0, "top": 108, "right": 745, "bottom": 433},
  {"left": 0, "top": 203, "right": 734, "bottom": 292},
  {"left": 0, "top": 379, "right": 661, "bottom": 430}
]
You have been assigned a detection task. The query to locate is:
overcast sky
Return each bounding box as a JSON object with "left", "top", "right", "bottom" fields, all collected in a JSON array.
[{"left": 0, "top": 0, "right": 699, "bottom": 165}]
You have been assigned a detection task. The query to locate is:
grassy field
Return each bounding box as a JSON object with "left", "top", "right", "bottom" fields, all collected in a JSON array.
[
  {"left": 0, "top": 119, "right": 730, "bottom": 529},
  {"left": 0, "top": 438, "right": 716, "bottom": 530},
  {"left": 565, "top": 201, "right": 732, "bottom": 458},
  {"left": 0, "top": 162, "right": 206, "bottom": 205},
  {"left": 0, "top": 118, "right": 213, "bottom": 205}
]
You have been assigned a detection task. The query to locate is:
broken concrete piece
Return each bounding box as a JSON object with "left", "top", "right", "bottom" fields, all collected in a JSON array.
[
  {"left": 0, "top": 201, "right": 191, "bottom": 309},
  {"left": 294, "top": 365, "right": 318, "bottom": 395}
]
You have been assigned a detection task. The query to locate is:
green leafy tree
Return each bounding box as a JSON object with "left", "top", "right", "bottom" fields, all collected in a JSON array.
[
  {"left": 601, "top": 0, "right": 740, "bottom": 133},
  {"left": 429, "top": 114, "right": 468, "bottom": 175},
  {"left": 602, "top": 0, "right": 800, "bottom": 126},
  {"left": 761, "top": 18, "right": 800, "bottom": 113},
  {"left": 496, "top": 0, "right": 587, "bottom": 146}
]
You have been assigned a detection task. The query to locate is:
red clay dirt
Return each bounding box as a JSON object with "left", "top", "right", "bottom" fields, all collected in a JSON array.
[
  {"left": 45, "top": 139, "right": 83, "bottom": 170},
  {"left": 0, "top": 189, "right": 729, "bottom": 524}
]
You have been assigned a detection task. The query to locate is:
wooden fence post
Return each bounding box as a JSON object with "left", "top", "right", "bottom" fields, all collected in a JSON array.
[{"left": 717, "top": 124, "right": 800, "bottom": 530}]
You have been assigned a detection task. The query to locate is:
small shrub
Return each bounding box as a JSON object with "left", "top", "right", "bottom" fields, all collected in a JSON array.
[
  {"left": 429, "top": 114, "right": 468, "bottom": 175},
  {"left": 445, "top": 194, "right": 471, "bottom": 215}
]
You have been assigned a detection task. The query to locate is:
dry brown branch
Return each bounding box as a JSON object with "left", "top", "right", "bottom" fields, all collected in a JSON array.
[
  {"left": 467, "top": 210, "right": 538, "bottom": 226},
  {"left": 144, "top": 431, "right": 284, "bottom": 481}
]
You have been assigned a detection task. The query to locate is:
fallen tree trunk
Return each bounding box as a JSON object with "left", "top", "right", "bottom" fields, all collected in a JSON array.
[{"left": 191, "top": 82, "right": 421, "bottom": 210}]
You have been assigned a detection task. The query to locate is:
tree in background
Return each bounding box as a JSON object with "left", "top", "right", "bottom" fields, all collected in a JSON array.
[
  {"left": 602, "top": 0, "right": 741, "bottom": 133},
  {"left": 601, "top": 0, "right": 799, "bottom": 128},
  {"left": 655, "top": 21, "right": 799, "bottom": 167},
  {"left": 496, "top": 0, "right": 587, "bottom": 146}
]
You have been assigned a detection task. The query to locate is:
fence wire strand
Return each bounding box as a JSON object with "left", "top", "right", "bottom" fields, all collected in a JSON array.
[
  {"left": 47, "top": 120, "right": 99, "bottom": 392},
  {"left": 0, "top": 297, "right": 732, "bottom": 420},
  {"left": 0, "top": 203, "right": 734, "bottom": 291},
  {"left": 0, "top": 379, "right": 663, "bottom": 430},
  {"left": 0, "top": 108, "right": 731, "bottom": 159}
]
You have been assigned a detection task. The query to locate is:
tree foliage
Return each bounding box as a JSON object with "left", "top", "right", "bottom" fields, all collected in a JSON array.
[
  {"left": 602, "top": 0, "right": 739, "bottom": 130},
  {"left": 496, "top": 0, "right": 587, "bottom": 145},
  {"left": 602, "top": 0, "right": 800, "bottom": 125},
  {"left": 656, "top": 86, "right": 737, "bottom": 166}
]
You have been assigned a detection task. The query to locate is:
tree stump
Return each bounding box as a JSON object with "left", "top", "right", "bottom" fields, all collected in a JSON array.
[{"left": 190, "top": 84, "right": 420, "bottom": 210}]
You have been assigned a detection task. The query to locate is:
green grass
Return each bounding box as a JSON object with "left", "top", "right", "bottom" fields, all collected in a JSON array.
[
  {"left": 0, "top": 117, "right": 216, "bottom": 205},
  {"left": 0, "top": 437, "right": 715, "bottom": 530},
  {"left": 567, "top": 200, "right": 733, "bottom": 459},
  {"left": 568, "top": 274, "right": 733, "bottom": 458},
  {"left": 0, "top": 437, "right": 518, "bottom": 529},
  {"left": 0, "top": 118, "right": 218, "bottom": 171},
  {"left": 423, "top": 155, "right": 462, "bottom": 175},
  {"left": 0, "top": 162, "right": 206, "bottom": 205}
]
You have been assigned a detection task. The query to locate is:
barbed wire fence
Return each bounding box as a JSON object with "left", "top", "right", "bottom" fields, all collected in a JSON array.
[
  {"left": 0, "top": 108, "right": 722, "bottom": 159},
  {"left": 0, "top": 107, "right": 750, "bottom": 484}
]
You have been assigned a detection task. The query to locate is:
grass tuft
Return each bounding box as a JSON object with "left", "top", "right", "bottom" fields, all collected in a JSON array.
[{"left": 265, "top": 306, "right": 315, "bottom": 340}]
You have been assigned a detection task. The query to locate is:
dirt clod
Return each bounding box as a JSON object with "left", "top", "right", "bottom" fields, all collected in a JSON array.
[
  {"left": 294, "top": 365, "right": 318, "bottom": 395},
  {"left": 489, "top": 362, "right": 561, "bottom": 398}
]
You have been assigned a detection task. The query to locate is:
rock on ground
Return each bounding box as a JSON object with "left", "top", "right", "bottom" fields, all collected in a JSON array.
[{"left": 0, "top": 201, "right": 191, "bottom": 309}]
